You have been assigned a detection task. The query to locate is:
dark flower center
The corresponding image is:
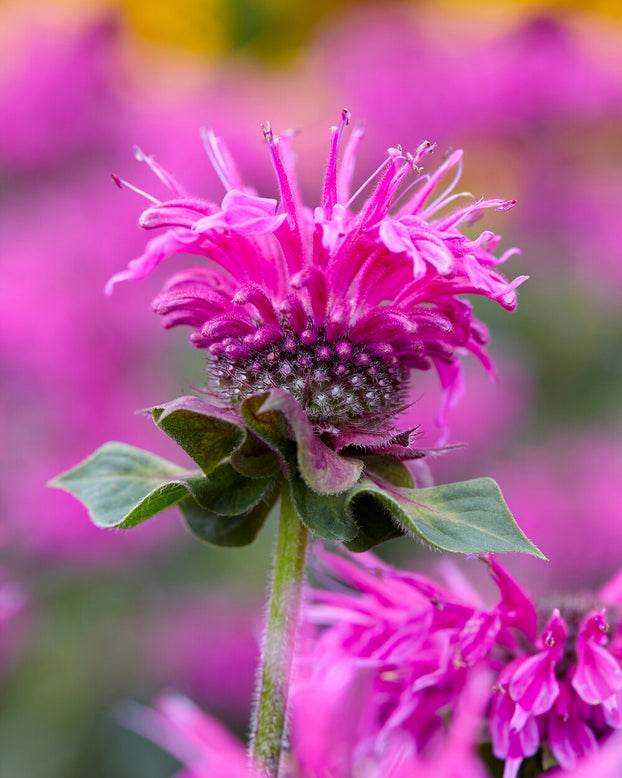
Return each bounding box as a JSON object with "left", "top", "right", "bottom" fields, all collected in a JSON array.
[{"left": 207, "top": 325, "right": 409, "bottom": 431}]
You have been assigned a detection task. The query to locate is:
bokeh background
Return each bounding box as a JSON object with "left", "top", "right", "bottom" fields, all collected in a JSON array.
[{"left": 1, "top": 1, "right": 621, "bottom": 775}]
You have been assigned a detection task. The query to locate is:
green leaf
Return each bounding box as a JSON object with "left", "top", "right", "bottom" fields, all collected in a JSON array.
[
  {"left": 189, "top": 462, "right": 275, "bottom": 515},
  {"left": 240, "top": 394, "right": 296, "bottom": 478},
  {"left": 289, "top": 473, "right": 357, "bottom": 542},
  {"left": 346, "top": 478, "right": 546, "bottom": 557},
  {"left": 362, "top": 456, "right": 415, "bottom": 488},
  {"left": 180, "top": 488, "right": 277, "bottom": 547},
  {"left": 230, "top": 432, "right": 281, "bottom": 479},
  {"left": 48, "top": 442, "right": 199, "bottom": 529},
  {"left": 344, "top": 488, "right": 405, "bottom": 552},
  {"left": 152, "top": 396, "right": 245, "bottom": 476},
  {"left": 260, "top": 389, "right": 363, "bottom": 494}
]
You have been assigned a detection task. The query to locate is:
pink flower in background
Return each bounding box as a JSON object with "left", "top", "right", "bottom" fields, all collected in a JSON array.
[
  {"left": 0, "top": 17, "right": 216, "bottom": 563},
  {"left": 482, "top": 434, "right": 622, "bottom": 593},
  {"left": 0, "top": 167, "right": 187, "bottom": 562},
  {"left": 121, "top": 549, "right": 622, "bottom": 777},
  {"left": 557, "top": 730, "right": 622, "bottom": 778},
  {"left": 292, "top": 548, "right": 505, "bottom": 775},
  {"left": 490, "top": 597, "right": 622, "bottom": 777},
  {"left": 0, "top": 14, "right": 121, "bottom": 171},
  {"left": 109, "top": 111, "right": 525, "bottom": 442},
  {"left": 122, "top": 675, "right": 492, "bottom": 777},
  {"left": 314, "top": 10, "right": 622, "bottom": 149},
  {"left": 121, "top": 694, "right": 252, "bottom": 778},
  {"left": 149, "top": 596, "right": 260, "bottom": 721},
  {"left": 293, "top": 548, "right": 622, "bottom": 777}
]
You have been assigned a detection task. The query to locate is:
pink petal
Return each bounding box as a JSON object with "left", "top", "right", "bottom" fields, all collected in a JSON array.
[
  {"left": 549, "top": 709, "right": 598, "bottom": 769},
  {"left": 572, "top": 642, "right": 622, "bottom": 705},
  {"left": 509, "top": 651, "right": 559, "bottom": 717}
]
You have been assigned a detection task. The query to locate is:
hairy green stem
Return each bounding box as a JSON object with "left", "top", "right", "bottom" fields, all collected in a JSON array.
[{"left": 251, "top": 482, "right": 309, "bottom": 777}]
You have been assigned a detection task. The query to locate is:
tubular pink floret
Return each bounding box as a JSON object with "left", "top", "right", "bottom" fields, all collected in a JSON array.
[
  {"left": 399, "top": 149, "right": 463, "bottom": 217},
  {"left": 248, "top": 324, "right": 283, "bottom": 349},
  {"left": 279, "top": 294, "right": 307, "bottom": 334},
  {"left": 199, "top": 315, "right": 255, "bottom": 342},
  {"left": 133, "top": 146, "right": 188, "bottom": 197},
  {"left": 139, "top": 198, "right": 219, "bottom": 230},
  {"left": 291, "top": 268, "right": 327, "bottom": 329},
  {"left": 151, "top": 286, "right": 230, "bottom": 315},
  {"left": 322, "top": 109, "right": 351, "bottom": 217},
  {"left": 349, "top": 309, "right": 412, "bottom": 347},
  {"left": 358, "top": 148, "right": 414, "bottom": 227},
  {"left": 572, "top": 610, "right": 622, "bottom": 706},
  {"left": 232, "top": 283, "right": 279, "bottom": 326},
  {"left": 336, "top": 122, "right": 365, "bottom": 204},
  {"left": 325, "top": 305, "right": 349, "bottom": 342},
  {"left": 200, "top": 126, "right": 244, "bottom": 192},
  {"left": 263, "top": 124, "right": 307, "bottom": 272}
]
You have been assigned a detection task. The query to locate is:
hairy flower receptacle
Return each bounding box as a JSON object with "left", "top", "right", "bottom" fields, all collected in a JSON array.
[{"left": 208, "top": 323, "right": 408, "bottom": 430}]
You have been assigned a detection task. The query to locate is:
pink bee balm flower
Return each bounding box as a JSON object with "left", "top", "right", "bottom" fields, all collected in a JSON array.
[
  {"left": 490, "top": 593, "right": 622, "bottom": 777},
  {"left": 294, "top": 547, "right": 622, "bottom": 778},
  {"left": 107, "top": 111, "right": 525, "bottom": 441}
]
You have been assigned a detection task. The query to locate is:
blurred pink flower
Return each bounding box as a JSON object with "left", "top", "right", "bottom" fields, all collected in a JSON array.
[
  {"left": 292, "top": 549, "right": 509, "bottom": 775},
  {"left": 123, "top": 549, "right": 622, "bottom": 776},
  {"left": 555, "top": 730, "right": 622, "bottom": 777},
  {"left": 148, "top": 596, "right": 260, "bottom": 721},
  {"left": 294, "top": 547, "right": 622, "bottom": 777},
  {"left": 483, "top": 433, "right": 622, "bottom": 593},
  {"left": 0, "top": 168, "right": 188, "bottom": 562},
  {"left": 0, "top": 16, "right": 217, "bottom": 563},
  {"left": 313, "top": 10, "right": 622, "bottom": 151},
  {"left": 0, "top": 14, "right": 121, "bottom": 171},
  {"left": 120, "top": 693, "right": 252, "bottom": 778},
  {"left": 122, "top": 673, "right": 491, "bottom": 778}
]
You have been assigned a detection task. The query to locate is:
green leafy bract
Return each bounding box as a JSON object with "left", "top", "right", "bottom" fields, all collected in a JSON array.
[
  {"left": 152, "top": 396, "right": 245, "bottom": 476},
  {"left": 49, "top": 395, "right": 544, "bottom": 559},
  {"left": 346, "top": 477, "right": 546, "bottom": 557},
  {"left": 48, "top": 442, "right": 199, "bottom": 529},
  {"left": 230, "top": 432, "right": 281, "bottom": 478},
  {"left": 48, "top": 442, "right": 279, "bottom": 548},
  {"left": 181, "top": 488, "right": 278, "bottom": 547},
  {"left": 240, "top": 393, "right": 296, "bottom": 479},
  {"left": 190, "top": 462, "right": 274, "bottom": 515},
  {"left": 260, "top": 389, "right": 363, "bottom": 494},
  {"left": 289, "top": 473, "right": 357, "bottom": 542}
]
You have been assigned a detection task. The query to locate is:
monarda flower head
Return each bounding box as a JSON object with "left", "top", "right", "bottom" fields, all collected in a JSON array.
[
  {"left": 108, "top": 110, "right": 524, "bottom": 444},
  {"left": 52, "top": 114, "right": 540, "bottom": 560}
]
